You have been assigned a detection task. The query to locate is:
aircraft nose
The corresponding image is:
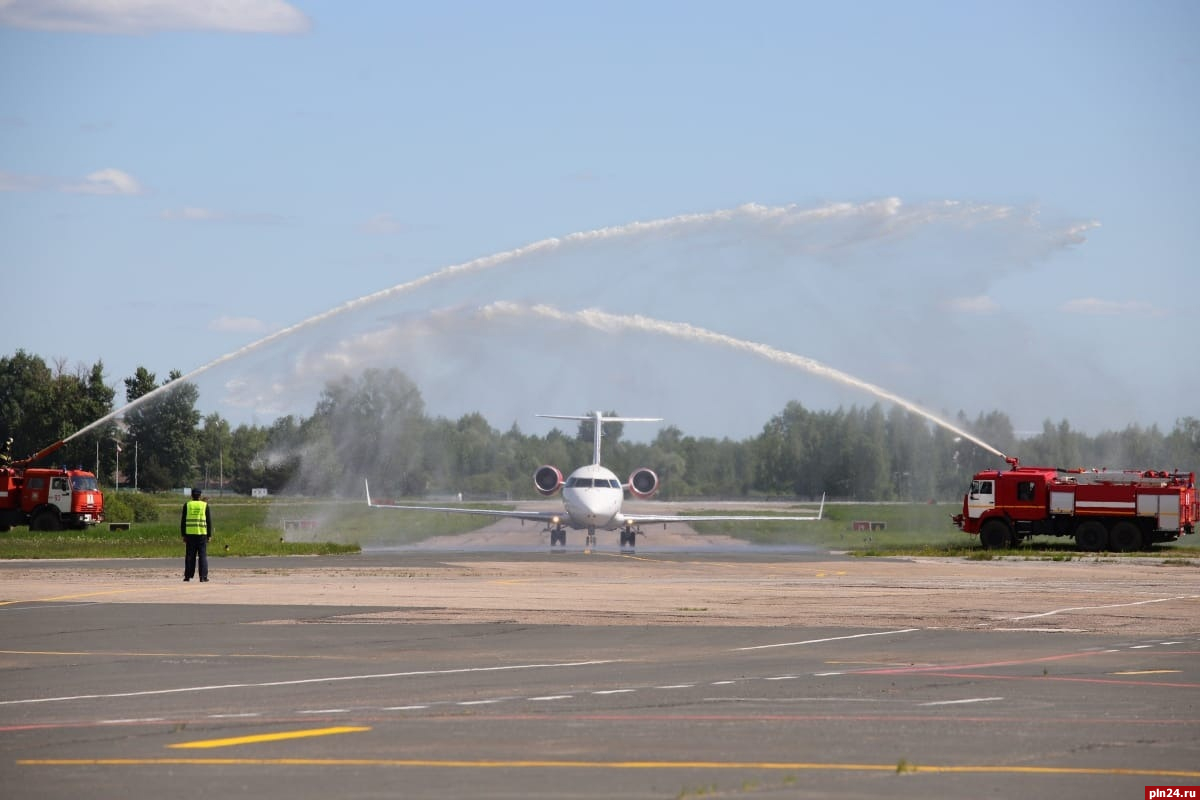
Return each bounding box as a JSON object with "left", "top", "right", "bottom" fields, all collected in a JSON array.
[{"left": 580, "top": 492, "right": 614, "bottom": 523}]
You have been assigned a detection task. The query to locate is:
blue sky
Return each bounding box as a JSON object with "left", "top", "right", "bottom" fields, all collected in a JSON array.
[{"left": 2, "top": 1, "right": 1197, "bottom": 448}]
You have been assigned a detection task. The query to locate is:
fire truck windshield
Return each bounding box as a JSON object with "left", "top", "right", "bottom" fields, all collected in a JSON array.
[{"left": 70, "top": 476, "right": 98, "bottom": 491}]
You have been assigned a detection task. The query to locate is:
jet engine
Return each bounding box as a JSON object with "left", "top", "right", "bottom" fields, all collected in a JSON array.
[
  {"left": 627, "top": 467, "right": 659, "bottom": 499},
  {"left": 533, "top": 465, "right": 564, "bottom": 496}
]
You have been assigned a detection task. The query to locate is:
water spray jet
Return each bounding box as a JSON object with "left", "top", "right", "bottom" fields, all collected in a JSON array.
[
  {"left": 61, "top": 198, "right": 1091, "bottom": 446},
  {"left": 477, "top": 302, "right": 1009, "bottom": 460}
]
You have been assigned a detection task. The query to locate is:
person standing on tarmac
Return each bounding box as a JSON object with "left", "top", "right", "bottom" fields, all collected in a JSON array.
[{"left": 181, "top": 488, "right": 212, "bottom": 582}]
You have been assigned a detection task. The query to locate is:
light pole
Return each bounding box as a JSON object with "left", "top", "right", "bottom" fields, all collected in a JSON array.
[
  {"left": 113, "top": 439, "right": 121, "bottom": 492},
  {"left": 132, "top": 436, "right": 138, "bottom": 491}
]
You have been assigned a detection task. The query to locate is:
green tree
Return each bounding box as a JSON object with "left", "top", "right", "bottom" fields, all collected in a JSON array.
[
  {"left": 226, "top": 422, "right": 270, "bottom": 493},
  {"left": 0, "top": 350, "right": 55, "bottom": 459},
  {"left": 1165, "top": 418, "right": 1200, "bottom": 471},
  {"left": 123, "top": 368, "right": 201, "bottom": 490},
  {"left": 197, "top": 413, "right": 232, "bottom": 493},
  {"left": 302, "top": 368, "right": 428, "bottom": 497},
  {"left": 0, "top": 352, "right": 115, "bottom": 475}
]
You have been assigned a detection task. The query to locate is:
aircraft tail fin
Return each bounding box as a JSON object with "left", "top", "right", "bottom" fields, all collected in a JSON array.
[{"left": 537, "top": 411, "right": 662, "bottom": 465}]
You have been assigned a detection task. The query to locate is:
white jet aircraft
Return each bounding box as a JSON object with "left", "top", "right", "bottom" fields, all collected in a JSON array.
[{"left": 365, "top": 411, "right": 824, "bottom": 551}]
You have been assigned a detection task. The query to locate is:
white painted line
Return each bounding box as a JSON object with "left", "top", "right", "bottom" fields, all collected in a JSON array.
[
  {"left": 1007, "top": 595, "right": 1199, "bottom": 622},
  {"left": 711, "top": 680, "right": 737, "bottom": 685},
  {"left": 813, "top": 672, "right": 844, "bottom": 676},
  {"left": 298, "top": 709, "right": 349, "bottom": 714},
  {"left": 655, "top": 684, "right": 695, "bottom": 689},
  {"left": 207, "top": 713, "right": 261, "bottom": 719},
  {"left": 764, "top": 676, "right": 799, "bottom": 681},
  {"left": 736, "top": 628, "right": 919, "bottom": 651},
  {"left": 993, "top": 628, "right": 1088, "bottom": 633},
  {"left": 1130, "top": 645, "right": 1152, "bottom": 649},
  {"left": 0, "top": 659, "right": 619, "bottom": 706},
  {"left": 99, "top": 717, "right": 165, "bottom": 725},
  {"left": 383, "top": 705, "right": 428, "bottom": 710},
  {"left": 591, "top": 689, "right": 636, "bottom": 695},
  {"left": 529, "top": 695, "right": 573, "bottom": 701},
  {"left": 457, "top": 699, "right": 504, "bottom": 706},
  {"left": 1161, "top": 641, "right": 1183, "bottom": 645},
  {"left": 920, "top": 697, "right": 1004, "bottom": 707}
]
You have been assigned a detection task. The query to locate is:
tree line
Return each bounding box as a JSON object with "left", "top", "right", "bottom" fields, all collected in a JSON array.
[{"left": 2, "top": 349, "right": 1198, "bottom": 501}]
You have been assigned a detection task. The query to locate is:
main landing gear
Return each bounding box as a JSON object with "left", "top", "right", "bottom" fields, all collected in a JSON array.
[{"left": 619, "top": 525, "right": 640, "bottom": 554}]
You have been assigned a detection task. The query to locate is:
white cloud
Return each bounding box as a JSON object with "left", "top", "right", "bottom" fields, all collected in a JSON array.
[
  {"left": 161, "top": 206, "right": 288, "bottom": 225},
  {"left": 209, "top": 316, "right": 269, "bottom": 334},
  {"left": 0, "top": 169, "right": 47, "bottom": 192},
  {"left": 0, "top": 0, "right": 310, "bottom": 35},
  {"left": 161, "top": 206, "right": 221, "bottom": 221},
  {"left": 358, "top": 213, "right": 408, "bottom": 236},
  {"left": 945, "top": 295, "right": 999, "bottom": 313},
  {"left": 1061, "top": 298, "right": 1166, "bottom": 317},
  {"left": 3, "top": 167, "right": 142, "bottom": 194},
  {"left": 65, "top": 167, "right": 143, "bottom": 195}
]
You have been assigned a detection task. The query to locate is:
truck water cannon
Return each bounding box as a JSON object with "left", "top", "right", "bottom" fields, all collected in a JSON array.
[
  {"left": 1005, "top": 456, "right": 1020, "bottom": 469},
  {"left": 10, "top": 439, "right": 66, "bottom": 470}
]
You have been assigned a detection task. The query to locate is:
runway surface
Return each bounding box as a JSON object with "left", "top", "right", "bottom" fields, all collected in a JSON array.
[{"left": 2, "top": 548, "right": 1198, "bottom": 799}]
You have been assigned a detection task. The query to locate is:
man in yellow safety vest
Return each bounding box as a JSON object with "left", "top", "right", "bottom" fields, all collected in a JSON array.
[{"left": 180, "top": 488, "right": 212, "bottom": 582}]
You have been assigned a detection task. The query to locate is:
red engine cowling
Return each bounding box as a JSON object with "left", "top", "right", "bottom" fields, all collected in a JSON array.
[
  {"left": 627, "top": 467, "right": 659, "bottom": 499},
  {"left": 533, "top": 465, "right": 564, "bottom": 496}
]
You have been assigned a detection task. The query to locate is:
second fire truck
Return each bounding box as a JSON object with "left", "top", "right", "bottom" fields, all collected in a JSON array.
[{"left": 953, "top": 457, "right": 1197, "bottom": 551}]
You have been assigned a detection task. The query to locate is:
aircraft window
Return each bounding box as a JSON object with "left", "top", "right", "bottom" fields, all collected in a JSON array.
[
  {"left": 575, "top": 478, "right": 593, "bottom": 488},
  {"left": 564, "top": 477, "right": 576, "bottom": 488},
  {"left": 609, "top": 479, "right": 621, "bottom": 488}
]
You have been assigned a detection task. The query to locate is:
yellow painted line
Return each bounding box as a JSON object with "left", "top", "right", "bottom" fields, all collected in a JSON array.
[
  {"left": 1111, "top": 670, "right": 1183, "bottom": 676},
  {"left": 0, "top": 588, "right": 164, "bottom": 605},
  {"left": 0, "top": 650, "right": 355, "bottom": 661},
  {"left": 168, "top": 726, "right": 371, "bottom": 749},
  {"left": 14, "top": 758, "right": 1200, "bottom": 777}
]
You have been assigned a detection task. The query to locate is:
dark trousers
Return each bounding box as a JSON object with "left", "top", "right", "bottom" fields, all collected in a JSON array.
[{"left": 184, "top": 535, "right": 209, "bottom": 580}]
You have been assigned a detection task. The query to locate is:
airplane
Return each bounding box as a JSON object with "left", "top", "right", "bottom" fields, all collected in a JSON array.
[{"left": 365, "top": 411, "right": 824, "bottom": 552}]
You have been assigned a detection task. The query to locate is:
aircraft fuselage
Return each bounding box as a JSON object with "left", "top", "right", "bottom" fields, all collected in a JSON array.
[{"left": 560, "top": 464, "right": 627, "bottom": 531}]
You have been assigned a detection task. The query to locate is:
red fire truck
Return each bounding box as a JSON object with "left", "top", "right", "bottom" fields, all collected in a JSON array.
[
  {"left": 0, "top": 440, "right": 105, "bottom": 532},
  {"left": 953, "top": 457, "right": 1197, "bottom": 551}
]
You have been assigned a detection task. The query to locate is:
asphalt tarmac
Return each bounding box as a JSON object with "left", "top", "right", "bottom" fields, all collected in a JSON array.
[{"left": 2, "top": 550, "right": 1198, "bottom": 799}]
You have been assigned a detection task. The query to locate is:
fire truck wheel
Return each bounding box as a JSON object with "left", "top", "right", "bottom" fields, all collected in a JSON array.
[
  {"left": 979, "top": 520, "right": 1012, "bottom": 550},
  {"left": 1108, "top": 522, "right": 1143, "bottom": 552},
  {"left": 30, "top": 510, "right": 62, "bottom": 532},
  {"left": 1073, "top": 521, "right": 1107, "bottom": 552}
]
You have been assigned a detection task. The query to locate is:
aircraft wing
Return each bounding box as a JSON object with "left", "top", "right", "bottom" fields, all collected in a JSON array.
[
  {"left": 364, "top": 480, "right": 563, "bottom": 525},
  {"left": 622, "top": 494, "right": 825, "bottom": 525}
]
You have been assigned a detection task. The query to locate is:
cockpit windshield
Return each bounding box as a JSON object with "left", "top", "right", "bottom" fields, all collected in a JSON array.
[
  {"left": 71, "top": 476, "right": 99, "bottom": 491},
  {"left": 565, "top": 477, "right": 619, "bottom": 489}
]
